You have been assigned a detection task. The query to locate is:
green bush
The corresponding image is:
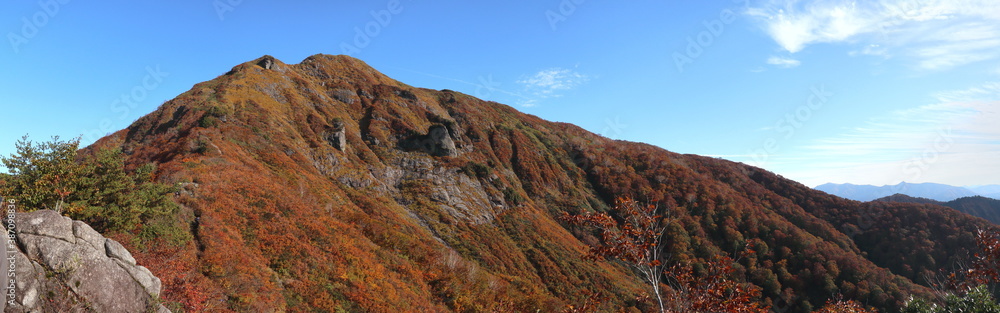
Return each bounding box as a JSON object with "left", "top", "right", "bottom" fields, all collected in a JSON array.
[
  {"left": 503, "top": 187, "right": 524, "bottom": 206},
  {"left": 199, "top": 115, "right": 219, "bottom": 128},
  {"left": 0, "top": 135, "right": 189, "bottom": 247},
  {"left": 0, "top": 135, "right": 81, "bottom": 212},
  {"left": 197, "top": 104, "right": 230, "bottom": 128},
  {"left": 460, "top": 161, "right": 491, "bottom": 179}
]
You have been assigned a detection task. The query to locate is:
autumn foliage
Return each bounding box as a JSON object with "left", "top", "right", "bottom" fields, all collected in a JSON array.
[
  {"left": 967, "top": 229, "right": 1000, "bottom": 286},
  {"left": 813, "top": 299, "right": 878, "bottom": 313},
  {"left": 562, "top": 197, "right": 769, "bottom": 313},
  {"left": 662, "top": 256, "right": 769, "bottom": 313},
  {"left": 5, "top": 54, "right": 993, "bottom": 312},
  {"left": 561, "top": 197, "right": 671, "bottom": 310}
]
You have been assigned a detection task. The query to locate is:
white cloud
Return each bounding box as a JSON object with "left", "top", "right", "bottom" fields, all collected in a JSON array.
[
  {"left": 519, "top": 99, "right": 539, "bottom": 108},
  {"left": 516, "top": 68, "right": 590, "bottom": 106},
  {"left": 766, "top": 56, "right": 802, "bottom": 68},
  {"left": 770, "top": 82, "right": 1000, "bottom": 186},
  {"left": 745, "top": 0, "right": 1000, "bottom": 70},
  {"left": 745, "top": 1, "right": 876, "bottom": 53}
]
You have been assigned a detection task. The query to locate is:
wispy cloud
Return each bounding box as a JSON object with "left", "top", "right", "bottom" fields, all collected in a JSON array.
[
  {"left": 519, "top": 99, "right": 540, "bottom": 108},
  {"left": 849, "top": 44, "right": 890, "bottom": 57},
  {"left": 517, "top": 68, "right": 590, "bottom": 106},
  {"left": 773, "top": 82, "right": 1000, "bottom": 186},
  {"left": 767, "top": 56, "right": 802, "bottom": 68},
  {"left": 745, "top": 0, "right": 1000, "bottom": 70},
  {"left": 933, "top": 81, "right": 1000, "bottom": 103}
]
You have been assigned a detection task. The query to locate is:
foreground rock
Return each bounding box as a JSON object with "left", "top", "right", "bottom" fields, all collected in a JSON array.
[{"left": 4, "top": 210, "right": 169, "bottom": 313}]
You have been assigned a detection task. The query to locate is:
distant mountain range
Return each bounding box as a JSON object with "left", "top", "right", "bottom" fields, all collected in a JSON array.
[
  {"left": 969, "top": 185, "right": 1000, "bottom": 199},
  {"left": 815, "top": 182, "right": 1000, "bottom": 202},
  {"left": 875, "top": 194, "right": 1000, "bottom": 225}
]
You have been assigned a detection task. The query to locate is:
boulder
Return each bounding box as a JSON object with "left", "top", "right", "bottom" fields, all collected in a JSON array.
[
  {"left": 426, "top": 124, "right": 457, "bottom": 157},
  {"left": 4, "top": 210, "right": 170, "bottom": 313},
  {"left": 258, "top": 56, "right": 274, "bottom": 70}
]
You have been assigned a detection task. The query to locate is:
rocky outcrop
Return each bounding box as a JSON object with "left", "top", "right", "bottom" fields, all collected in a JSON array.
[
  {"left": 258, "top": 56, "right": 275, "bottom": 70},
  {"left": 426, "top": 124, "right": 458, "bottom": 157},
  {"left": 255, "top": 55, "right": 286, "bottom": 72},
  {"left": 4, "top": 210, "right": 169, "bottom": 313},
  {"left": 329, "top": 88, "right": 359, "bottom": 105},
  {"left": 326, "top": 119, "right": 347, "bottom": 151},
  {"left": 402, "top": 124, "right": 457, "bottom": 157}
]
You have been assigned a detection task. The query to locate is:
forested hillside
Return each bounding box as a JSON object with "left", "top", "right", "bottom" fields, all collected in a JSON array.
[{"left": 4, "top": 55, "right": 995, "bottom": 312}]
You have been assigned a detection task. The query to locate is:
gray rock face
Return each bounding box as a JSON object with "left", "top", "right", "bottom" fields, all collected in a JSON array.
[
  {"left": 255, "top": 55, "right": 287, "bottom": 73},
  {"left": 4, "top": 210, "right": 170, "bottom": 313},
  {"left": 403, "top": 124, "right": 457, "bottom": 157},
  {"left": 258, "top": 56, "right": 274, "bottom": 70},
  {"left": 376, "top": 156, "right": 508, "bottom": 226},
  {"left": 427, "top": 125, "right": 458, "bottom": 157},
  {"left": 327, "top": 119, "right": 347, "bottom": 152},
  {"left": 329, "top": 88, "right": 359, "bottom": 105}
]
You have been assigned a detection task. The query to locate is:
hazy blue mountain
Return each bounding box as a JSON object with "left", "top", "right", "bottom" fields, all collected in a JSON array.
[
  {"left": 968, "top": 185, "right": 1000, "bottom": 200},
  {"left": 816, "top": 182, "right": 980, "bottom": 201}
]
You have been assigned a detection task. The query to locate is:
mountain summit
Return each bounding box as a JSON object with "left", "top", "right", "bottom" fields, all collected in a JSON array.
[{"left": 86, "top": 54, "right": 994, "bottom": 312}]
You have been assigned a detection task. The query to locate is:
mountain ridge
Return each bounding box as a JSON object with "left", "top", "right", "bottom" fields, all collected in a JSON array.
[
  {"left": 968, "top": 185, "right": 1000, "bottom": 200},
  {"left": 874, "top": 193, "right": 1000, "bottom": 225},
  {"left": 77, "top": 54, "right": 995, "bottom": 312},
  {"left": 815, "top": 182, "right": 997, "bottom": 202}
]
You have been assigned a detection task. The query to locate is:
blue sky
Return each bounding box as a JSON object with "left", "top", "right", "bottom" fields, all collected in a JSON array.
[{"left": 2, "top": 0, "right": 998, "bottom": 187}]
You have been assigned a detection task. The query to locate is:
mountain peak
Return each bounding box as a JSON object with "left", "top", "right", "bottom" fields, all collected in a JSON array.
[
  {"left": 220, "top": 54, "right": 399, "bottom": 86},
  {"left": 77, "top": 54, "right": 996, "bottom": 312},
  {"left": 254, "top": 55, "right": 283, "bottom": 70}
]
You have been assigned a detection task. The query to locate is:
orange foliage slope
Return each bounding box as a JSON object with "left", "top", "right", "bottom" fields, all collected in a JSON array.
[{"left": 81, "top": 55, "right": 995, "bottom": 312}]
